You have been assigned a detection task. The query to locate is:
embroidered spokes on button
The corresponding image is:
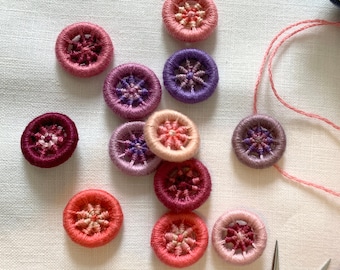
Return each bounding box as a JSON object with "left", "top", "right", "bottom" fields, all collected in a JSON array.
[
  {"left": 232, "top": 114, "right": 286, "bottom": 169},
  {"left": 151, "top": 212, "right": 208, "bottom": 268},
  {"left": 20, "top": 112, "right": 78, "bottom": 168},
  {"left": 162, "top": 0, "right": 218, "bottom": 42},
  {"left": 163, "top": 49, "right": 219, "bottom": 103},
  {"left": 103, "top": 63, "right": 162, "bottom": 120},
  {"left": 63, "top": 189, "right": 123, "bottom": 248},
  {"left": 144, "top": 109, "right": 200, "bottom": 162},
  {"left": 212, "top": 210, "right": 267, "bottom": 265},
  {"left": 55, "top": 22, "right": 113, "bottom": 77},
  {"left": 109, "top": 121, "right": 162, "bottom": 176},
  {"left": 154, "top": 159, "right": 211, "bottom": 212}
]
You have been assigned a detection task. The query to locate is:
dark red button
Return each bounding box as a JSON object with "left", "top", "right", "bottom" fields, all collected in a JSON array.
[
  {"left": 21, "top": 112, "right": 78, "bottom": 168},
  {"left": 154, "top": 159, "right": 211, "bottom": 212}
]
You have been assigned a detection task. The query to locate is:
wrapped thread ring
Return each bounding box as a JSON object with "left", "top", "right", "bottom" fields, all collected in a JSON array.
[
  {"left": 55, "top": 22, "right": 113, "bottom": 77},
  {"left": 162, "top": 0, "right": 218, "bottom": 42},
  {"left": 163, "top": 48, "right": 219, "bottom": 103},
  {"left": 103, "top": 63, "right": 162, "bottom": 120},
  {"left": 212, "top": 210, "right": 267, "bottom": 265},
  {"left": 144, "top": 109, "right": 200, "bottom": 162},
  {"left": 20, "top": 112, "right": 79, "bottom": 168},
  {"left": 63, "top": 189, "right": 123, "bottom": 248},
  {"left": 154, "top": 159, "right": 211, "bottom": 212},
  {"left": 151, "top": 212, "right": 208, "bottom": 267},
  {"left": 109, "top": 121, "right": 162, "bottom": 176}
]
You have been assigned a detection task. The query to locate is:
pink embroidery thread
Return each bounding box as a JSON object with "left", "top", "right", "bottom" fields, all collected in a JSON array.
[{"left": 252, "top": 19, "right": 340, "bottom": 197}]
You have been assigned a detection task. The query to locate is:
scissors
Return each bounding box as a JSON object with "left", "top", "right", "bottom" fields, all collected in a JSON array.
[{"left": 271, "top": 240, "right": 331, "bottom": 270}]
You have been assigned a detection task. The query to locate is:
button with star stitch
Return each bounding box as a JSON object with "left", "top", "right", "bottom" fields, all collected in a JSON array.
[
  {"left": 109, "top": 121, "right": 162, "bottom": 176},
  {"left": 63, "top": 189, "right": 123, "bottom": 248},
  {"left": 163, "top": 48, "right": 219, "bottom": 104},
  {"left": 162, "top": 0, "right": 218, "bottom": 42},
  {"left": 151, "top": 212, "right": 208, "bottom": 267},
  {"left": 232, "top": 114, "right": 286, "bottom": 169},
  {"left": 211, "top": 209, "right": 267, "bottom": 265},
  {"left": 55, "top": 22, "right": 113, "bottom": 77},
  {"left": 154, "top": 159, "right": 211, "bottom": 212},
  {"left": 20, "top": 112, "right": 79, "bottom": 168},
  {"left": 103, "top": 63, "right": 162, "bottom": 120},
  {"left": 144, "top": 109, "right": 200, "bottom": 162}
]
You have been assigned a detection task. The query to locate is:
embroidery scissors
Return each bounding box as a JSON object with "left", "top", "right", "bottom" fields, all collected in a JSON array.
[{"left": 271, "top": 241, "right": 331, "bottom": 270}]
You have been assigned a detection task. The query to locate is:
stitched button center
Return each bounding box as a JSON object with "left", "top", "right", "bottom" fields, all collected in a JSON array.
[{"left": 35, "top": 125, "right": 65, "bottom": 156}]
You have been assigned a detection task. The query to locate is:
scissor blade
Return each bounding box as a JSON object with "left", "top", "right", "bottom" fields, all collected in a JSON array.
[
  {"left": 320, "top": 259, "right": 331, "bottom": 270},
  {"left": 271, "top": 240, "right": 279, "bottom": 270}
]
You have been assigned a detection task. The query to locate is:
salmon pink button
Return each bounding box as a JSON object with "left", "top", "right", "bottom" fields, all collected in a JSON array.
[
  {"left": 154, "top": 159, "right": 211, "bottom": 212},
  {"left": 63, "top": 189, "right": 123, "bottom": 248},
  {"left": 162, "top": 0, "right": 218, "bottom": 42},
  {"left": 20, "top": 112, "right": 78, "bottom": 168},
  {"left": 55, "top": 22, "right": 113, "bottom": 77},
  {"left": 144, "top": 109, "right": 200, "bottom": 162},
  {"left": 151, "top": 212, "right": 208, "bottom": 268}
]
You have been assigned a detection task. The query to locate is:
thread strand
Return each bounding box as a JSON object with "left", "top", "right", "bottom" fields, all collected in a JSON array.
[{"left": 253, "top": 19, "right": 340, "bottom": 198}]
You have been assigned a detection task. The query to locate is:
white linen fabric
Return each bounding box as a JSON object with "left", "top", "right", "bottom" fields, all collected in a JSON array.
[{"left": 0, "top": 0, "right": 340, "bottom": 269}]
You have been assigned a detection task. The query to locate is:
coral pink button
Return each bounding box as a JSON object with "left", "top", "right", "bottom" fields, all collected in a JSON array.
[
  {"left": 55, "top": 22, "right": 113, "bottom": 77},
  {"left": 63, "top": 189, "right": 123, "bottom": 248},
  {"left": 151, "top": 212, "right": 208, "bottom": 268}
]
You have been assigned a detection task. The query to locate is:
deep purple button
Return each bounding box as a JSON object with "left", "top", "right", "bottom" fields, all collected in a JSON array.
[{"left": 163, "top": 48, "right": 218, "bottom": 103}]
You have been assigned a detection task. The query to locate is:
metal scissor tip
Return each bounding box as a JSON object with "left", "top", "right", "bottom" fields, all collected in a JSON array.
[
  {"left": 271, "top": 240, "right": 279, "bottom": 270},
  {"left": 320, "top": 258, "right": 331, "bottom": 270}
]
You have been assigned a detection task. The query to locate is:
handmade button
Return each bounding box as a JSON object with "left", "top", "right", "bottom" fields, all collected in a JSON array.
[
  {"left": 103, "top": 63, "right": 162, "bottom": 120},
  {"left": 144, "top": 109, "right": 200, "bottom": 162},
  {"left": 109, "top": 121, "right": 162, "bottom": 176},
  {"left": 154, "top": 159, "right": 211, "bottom": 212},
  {"left": 63, "top": 189, "right": 123, "bottom": 248},
  {"left": 212, "top": 210, "right": 267, "bottom": 265},
  {"left": 232, "top": 114, "right": 286, "bottom": 169},
  {"left": 20, "top": 112, "right": 78, "bottom": 168},
  {"left": 55, "top": 22, "right": 113, "bottom": 77},
  {"left": 151, "top": 212, "right": 208, "bottom": 268},
  {"left": 163, "top": 48, "right": 219, "bottom": 103},
  {"left": 162, "top": 0, "right": 218, "bottom": 42}
]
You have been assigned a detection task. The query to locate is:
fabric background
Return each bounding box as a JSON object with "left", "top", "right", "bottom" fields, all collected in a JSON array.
[{"left": 1, "top": 0, "right": 340, "bottom": 269}]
